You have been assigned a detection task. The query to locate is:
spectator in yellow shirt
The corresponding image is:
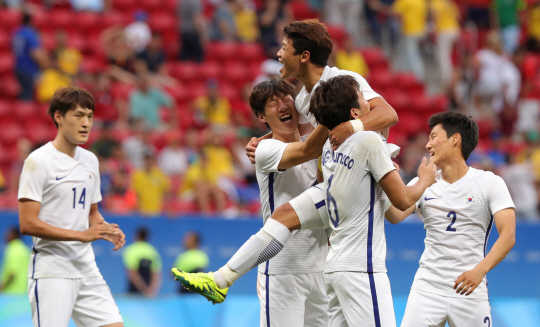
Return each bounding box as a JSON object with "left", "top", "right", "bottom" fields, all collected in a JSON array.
[
  {"left": 430, "top": 0, "right": 460, "bottom": 87},
  {"left": 231, "top": 0, "right": 259, "bottom": 42},
  {"left": 1, "top": 227, "right": 30, "bottom": 294},
  {"left": 393, "top": 0, "right": 427, "bottom": 81},
  {"left": 36, "top": 53, "right": 72, "bottom": 103},
  {"left": 527, "top": 1, "right": 540, "bottom": 52},
  {"left": 335, "top": 36, "right": 369, "bottom": 78},
  {"left": 54, "top": 30, "right": 82, "bottom": 77},
  {"left": 131, "top": 153, "right": 171, "bottom": 216},
  {"left": 193, "top": 79, "right": 231, "bottom": 127}
]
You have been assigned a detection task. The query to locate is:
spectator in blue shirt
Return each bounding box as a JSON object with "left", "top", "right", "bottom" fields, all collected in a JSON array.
[
  {"left": 129, "top": 74, "right": 174, "bottom": 129},
  {"left": 12, "top": 13, "right": 46, "bottom": 100}
]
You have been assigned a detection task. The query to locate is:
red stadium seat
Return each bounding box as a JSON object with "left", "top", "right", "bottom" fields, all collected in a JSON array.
[
  {"left": 0, "top": 10, "right": 22, "bottom": 32},
  {"left": 111, "top": 83, "right": 134, "bottom": 100},
  {"left": 113, "top": 0, "right": 137, "bottom": 11},
  {"left": 81, "top": 57, "right": 107, "bottom": 74},
  {"left": 165, "top": 86, "right": 191, "bottom": 104},
  {"left": 429, "top": 94, "right": 449, "bottom": 112},
  {"left": 0, "top": 121, "right": 23, "bottom": 146},
  {"left": 360, "top": 47, "right": 388, "bottom": 70},
  {"left": 199, "top": 61, "right": 221, "bottom": 80},
  {"left": 219, "top": 82, "right": 239, "bottom": 100},
  {"left": 368, "top": 69, "right": 392, "bottom": 91},
  {"left": 170, "top": 62, "right": 199, "bottom": 82},
  {"left": 0, "top": 54, "right": 14, "bottom": 74},
  {"left": 290, "top": 0, "right": 319, "bottom": 20},
  {"left": 14, "top": 101, "right": 38, "bottom": 121},
  {"left": 399, "top": 113, "right": 426, "bottom": 136},
  {"left": 103, "top": 11, "right": 129, "bottom": 27},
  {"left": 141, "top": 0, "right": 161, "bottom": 12},
  {"left": 0, "top": 100, "right": 10, "bottom": 120},
  {"left": 326, "top": 25, "right": 347, "bottom": 48},
  {"left": 24, "top": 119, "right": 56, "bottom": 144},
  {"left": 148, "top": 12, "right": 177, "bottom": 33},
  {"left": 0, "top": 30, "right": 9, "bottom": 52},
  {"left": 51, "top": 10, "right": 75, "bottom": 29},
  {"left": 68, "top": 33, "right": 88, "bottom": 52},
  {"left": 222, "top": 61, "right": 249, "bottom": 83},
  {"left": 410, "top": 95, "right": 431, "bottom": 113},
  {"left": 187, "top": 82, "right": 208, "bottom": 100},
  {"left": 384, "top": 90, "right": 410, "bottom": 113},
  {"left": 40, "top": 32, "right": 56, "bottom": 51},
  {"left": 206, "top": 42, "right": 239, "bottom": 61},
  {"left": 237, "top": 43, "right": 264, "bottom": 62},
  {"left": 1, "top": 75, "right": 20, "bottom": 99},
  {"left": 76, "top": 12, "right": 102, "bottom": 32}
]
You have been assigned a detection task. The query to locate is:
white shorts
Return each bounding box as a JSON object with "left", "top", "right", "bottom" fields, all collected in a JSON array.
[
  {"left": 325, "top": 272, "right": 396, "bottom": 327},
  {"left": 401, "top": 289, "right": 492, "bottom": 327},
  {"left": 28, "top": 277, "right": 123, "bottom": 327},
  {"left": 257, "top": 271, "right": 328, "bottom": 327},
  {"left": 289, "top": 184, "right": 330, "bottom": 230}
]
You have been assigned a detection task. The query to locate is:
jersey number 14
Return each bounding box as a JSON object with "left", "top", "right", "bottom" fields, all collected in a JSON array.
[{"left": 72, "top": 187, "right": 86, "bottom": 209}]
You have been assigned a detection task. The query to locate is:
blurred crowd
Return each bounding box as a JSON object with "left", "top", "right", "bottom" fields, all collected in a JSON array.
[{"left": 0, "top": 0, "right": 539, "bottom": 220}]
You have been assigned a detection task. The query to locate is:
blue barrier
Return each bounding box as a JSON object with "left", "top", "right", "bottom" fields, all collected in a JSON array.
[{"left": 0, "top": 211, "right": 539, "bottom": 326}]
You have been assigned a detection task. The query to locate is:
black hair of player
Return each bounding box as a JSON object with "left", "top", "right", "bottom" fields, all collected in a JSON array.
[
  {"left": 250, "top": 78, "right": 296, "bottom": 129},
  {"left": 136, "top": 227, "right": 149, "bottom": 241},
  {"left": 283, "top": 19, "right": 333, "bottom": 67},
  {"left": 428, "top": 111, "right": 479, "bottom": 160},
  {"left": 48, "top": 86, "right": 95, "bottom": 129},
  {"left": 308, "top": 75, "right": 361, "bottom": 130}
]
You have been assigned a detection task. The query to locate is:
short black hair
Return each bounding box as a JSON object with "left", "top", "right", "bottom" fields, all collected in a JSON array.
[
  {"left": 136, "top": 227, "right": 149, "bottom": 241},
  {"left": 428, "top": 111, "right": 479, "bottom": 160},
  {"left": 250, "top": 78, "right": 296, "bottom": 117},
  {"left": 309, "top": 75, "right": 361, "bottom": 130},
  {"left": 48, "top": 86, "right": 95, "bottom": 128}
]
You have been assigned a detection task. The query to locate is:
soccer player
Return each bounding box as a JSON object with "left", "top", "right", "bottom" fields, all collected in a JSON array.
[
  {"left": 18, "top": 87, "right": 125, "bottom": 327},
  {"left": 173, "top": 76, "right": 437, "bottom": 327},
  {"left": 246, "top": 19, "right": 399, "bottom": 162},
  {"left": 384, "top": 112, "right": 516, "bottom": 327}
]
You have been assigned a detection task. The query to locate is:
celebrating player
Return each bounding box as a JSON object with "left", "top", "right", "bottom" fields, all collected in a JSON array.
[
  {"left": 384, "top": 112, "right": 516, "bottom": 326},
  {"left": 18, "top": 87, "right": 125, "bottom": 327},
  {"left": 246, "top": 19, "right": 398, "bottom": 161}
]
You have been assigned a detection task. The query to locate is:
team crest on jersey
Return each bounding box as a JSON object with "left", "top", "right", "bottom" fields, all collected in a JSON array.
[{"left": 465, "top": 195, "right": 475, "bottom": 204}]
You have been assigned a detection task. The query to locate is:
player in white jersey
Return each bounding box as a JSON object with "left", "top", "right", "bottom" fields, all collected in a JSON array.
[
  {"left": 249, "top": 79, "right": 329, "bottom": 326},
  {"left": 18, "top": 87, "right": 125, "bottom": 327},
  {"left": 385, "top": 112, "right": 516, "bottom": 327}
]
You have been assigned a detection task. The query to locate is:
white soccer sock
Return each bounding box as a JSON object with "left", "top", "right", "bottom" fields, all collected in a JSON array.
[{"left": 217, "top": 219, "right": 291, "bottom": 288}]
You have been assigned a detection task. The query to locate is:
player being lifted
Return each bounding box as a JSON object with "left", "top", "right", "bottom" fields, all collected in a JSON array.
[
  {"left": 18, "top": 87, "right": 125, "bottom": 327},
  {"left": 246, "top": 18, "right": 399, "bottom": 162},
  {"left": 385, "top": 112, "right": 516, "bottom": 327},
  {"left": 173, "top": 75, "right": 437, "bottom": 327}
]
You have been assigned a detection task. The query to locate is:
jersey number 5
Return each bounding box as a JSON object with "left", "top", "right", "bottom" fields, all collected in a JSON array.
[
  {"left": 72, "top": 187, "right": 86, "bottom": 209},
  {"left": 326, "top": 175, "right": 340, "bottom": 228},
  {"left": 446, "top": 211, "right": 457, "bottom": 232}
]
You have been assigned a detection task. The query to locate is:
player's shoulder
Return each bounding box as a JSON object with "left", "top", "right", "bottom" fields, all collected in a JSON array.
[
  {"left": 469, "top": 167, "right": 506, "bottom": 188},
  {"left": 295, "top": 86, "right": 308, "bottom": 103},
  {"left": 325, "top": 66, "right": 368, "bottom": 82},
  {"left": 25, "top": 143, "right": 53, "bottom": 166},
  {"left": 256, "top": 138, "right": 287, "bottom": 155},
  {"left": 347, "top": 131, "right": 383, "bottom": 146},
  {"left": 77, "top": 146, "right": 99, "bottom": 163}
]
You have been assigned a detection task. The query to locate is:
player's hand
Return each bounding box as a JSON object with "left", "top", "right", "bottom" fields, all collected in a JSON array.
[
  {"left": 392, "top": 161, "right": 400, "bottom": 172},
  {"left": 417, "top": 157, "right": 437, "bottom": 186},
  {"left": 454, "top": 267, "right": 485, "bottom": 296},
  {"left": 329, "top": 121, "right": 354, "bottom": 150},
  {"left": 246, "top": 137, "right": 259, "bottom": 164},
  {"left": 80, "top": 223, "right": 119, "bottom": 243},
  {"left": 108, "top": 223, "right": 126, "bottom": 251}
]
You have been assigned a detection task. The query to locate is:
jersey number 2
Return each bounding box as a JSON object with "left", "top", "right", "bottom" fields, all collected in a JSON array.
[
  {"left": 446, "top": 211, "right": 457, "bottom": 232},
  {"left": 72, "top": 187, "right": 86, "bottom": 209},
  {"left": 326, "top": 175, "right": 340, "bottom": 228}
]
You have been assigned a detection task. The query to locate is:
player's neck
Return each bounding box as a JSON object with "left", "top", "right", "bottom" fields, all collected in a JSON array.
[
  {"left": 439, "top": 159, "right": 469, "bottom": 184},
  {"left": 51, "top": 133, "right": 78, "bottom": 158},
  {"left": 272, "top": 128, "right": 301, "bottom": 143},
  {"left": 298, "top": 65, "right": 325, "bottom": 93}
]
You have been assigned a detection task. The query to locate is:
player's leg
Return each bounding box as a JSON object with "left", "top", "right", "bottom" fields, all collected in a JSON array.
[
  {"left": 303, "top": 272, "right": 329, "bottom": 327},
  {"left": 327, "top": 272, "right": 397, "bottom": 327},
  {"left": 257, "top": 272, "right": 310, "bottom": 327},
  {"left": 71, "top": 277, "right": 123, "bottom": 327},
  {"left": 447, "top": 297, "right": 492, "bottom": 327},
  {"left": 172, "top": 185, "right": 329, "bottom": 303},
  {"left": 400, "top": 290, "right": 447, "bottom": 327},
  {"left": 325, "top": 273, "right": 348, "bottom": 327},
  {"left": 28, "top": 278, "right": 77, "bottom": 327}
]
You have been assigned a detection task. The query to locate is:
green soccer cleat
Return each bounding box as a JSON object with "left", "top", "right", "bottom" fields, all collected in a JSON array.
[{"left": 171, "top": 268, "right": 228, "bottom": 304}]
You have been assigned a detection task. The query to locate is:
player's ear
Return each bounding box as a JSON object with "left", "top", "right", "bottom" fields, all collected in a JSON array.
[
  {"left": 54, "top": 111, "right": 63, "bottom": 127},
  {"left": 300, "top": 50, "right": 310, "bottom": 64},
  {"left": 350, "top": 108, "right": 360, "bottom": 119},
  {"left": 452, "top": 133, "right": 461, "bottom": 147},
  {"left": 257, "top": 112, "right": 267, "bottom": 123}
]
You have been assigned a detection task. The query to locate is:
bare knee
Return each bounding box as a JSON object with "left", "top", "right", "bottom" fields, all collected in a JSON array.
[{"left": 271, "top": 203, "right": 301, "bottom": 231}]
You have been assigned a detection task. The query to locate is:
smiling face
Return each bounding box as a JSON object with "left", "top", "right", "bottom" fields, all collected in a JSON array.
[
  {"left": 277, "top": 37, "right": 303, "bottom": 79},
  {"left": 426, "top": 124, "right": 461, "bottom": 166},
  {"left": 55, "top": 105, "right": 94, "bottom": 145},
  {"left": 258, "top": 94, "right": 298, "bottom": 134}
]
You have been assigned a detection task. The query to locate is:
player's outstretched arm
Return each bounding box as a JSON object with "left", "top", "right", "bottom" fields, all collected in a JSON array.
[
  {"left": 329, "top": 97, "right": 398, "bottom": 149},
  {"left": 19, "top": 199, "right": 119, "bottom": 243},
  {"left": 89, "top": 203, "right": 126, "bottom": 251},
  {"left": 385, "top": 204, "right": 417, "bottom": 224},
  {"left": 277, "top": 125, "right": 329, "bottom": 170},
  {"left": 454, "top": 208, "right": 516, "bottom": 296},
  {"left": 379, "top": 157, "right": 437, "bottom": 211}
]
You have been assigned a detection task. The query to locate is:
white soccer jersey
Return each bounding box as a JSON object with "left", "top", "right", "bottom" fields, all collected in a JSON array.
[
  {"left": 295, "top": 66, "right": 381, "bottom": 128},
  {"left": 255, "top": 139, "right": 328, "bottom": 275},
  {"left": 320, "top": 132, "right": 395, "bottom": 273},
  {"left": 409, "top": 167, "right": 515, "bottom": 299},
  {"left": 18, "top": 142, "right": 102, "bottom": 279}
]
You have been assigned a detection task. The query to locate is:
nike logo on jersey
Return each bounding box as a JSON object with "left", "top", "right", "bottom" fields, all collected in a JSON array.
[
  {"left": 56, "top": 176, "right": 67, "bottom": 180},
  {"left": 424, "top": 197, "right": 437, "bottom": 201}
]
